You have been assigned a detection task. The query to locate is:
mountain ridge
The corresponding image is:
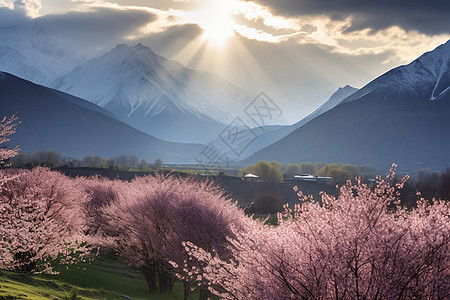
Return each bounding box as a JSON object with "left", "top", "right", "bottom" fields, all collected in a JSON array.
[
  {"left": 0, "top": 25, "right": 85, "bottom": 84},
  {"left": 246, "top": 40, "right": 450, "bottom": 171},
  {"left": 227, "top": 85, "right": 358, "bottom": 159}
]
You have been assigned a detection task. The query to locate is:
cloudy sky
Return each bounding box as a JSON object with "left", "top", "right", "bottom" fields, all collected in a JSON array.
[{"left": 1, "top": 0, "right": 450, "bottom": 122}]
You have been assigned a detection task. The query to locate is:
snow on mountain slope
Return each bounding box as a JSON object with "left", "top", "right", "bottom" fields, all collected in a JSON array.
[
  {"left": 52, "top": 43, "right": 256, "bottom": 143},
  {"left": 0, "top": 44, "right": 48, "bottom": 84},
  {"left": 312, "top": 85, "right": 358, "bottom": 116},
  {"left": 0, "top": 26, "right": 85, "bottom": 84},
  {"left": 418, "top": 41, "right": 450, "bottom": 101},
  {"left": 343, "top": 40, "right": 450, "bottom": 105}
]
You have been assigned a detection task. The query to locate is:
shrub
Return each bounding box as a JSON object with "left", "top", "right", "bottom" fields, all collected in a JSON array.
[{"left": 239, "top": 161, "right": 283, "bottom": 182}]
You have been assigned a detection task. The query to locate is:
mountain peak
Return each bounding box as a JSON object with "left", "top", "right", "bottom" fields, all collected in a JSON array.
[
  {"left": 133, "top": 42, "right": 148, "bottom": 50},
  {"left": 114, "top": 43, "right": 130, "bottom": 49},
  {"left": 341, "top": 84, "right": 355, "bottom": 90},
  {"left": 52, "top": 43, "right": 253, "bottom": 143},
  {"left": 334, "top": 85, "right": 358, "bottom": 99},
  {"left": 108, "top": 43, "right": 157, "bottom": 62},
  {"left": 132, "top": 43, "right": 156, "bottom": 56}
]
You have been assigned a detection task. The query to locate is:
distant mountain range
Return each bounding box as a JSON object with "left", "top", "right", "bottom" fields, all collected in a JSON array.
[
  {"left": 247, "top": 40, "right": 450, "bottom": 171},
  {"left": 219, "top": 85, "right": 358, "bottom": 159},
  {"left": 52, "top": 43, "right": 256, "bottom": 143},
  {"left": 0, "top": 26, "right": 85, "bottom": 84},
  {"left": 0, "top": 72, "right": 204, "bottom": 163}
]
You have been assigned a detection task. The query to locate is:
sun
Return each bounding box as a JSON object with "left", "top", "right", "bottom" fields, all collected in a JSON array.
[{"left": 196, "top": 0, "right": 237, "bottom": 46}]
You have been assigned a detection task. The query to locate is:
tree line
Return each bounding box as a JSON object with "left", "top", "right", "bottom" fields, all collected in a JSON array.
[
  {"left": 10, "top": 150, "right": 163, "bottom": 171},
  {"left": 239, "top": 161, "right": 376, "bottom": 185}
]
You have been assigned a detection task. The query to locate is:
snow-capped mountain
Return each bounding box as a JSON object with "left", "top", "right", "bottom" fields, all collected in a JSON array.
[
  {"left": 0, "top": 72, "right": 204, "bottom": 162},
  {"left": 0, "top": 26, "right": 85, "bottom": 84},
  {"left": 247, "top": 40, "right": 450, "bottom": 171},
  {"left": 311, "top": 85, "right": 358, "bottom": 117},
  {"left": 343, "top": 40, "right": 450, "bottom": 105},
  {"left": 52, "top": 43, "right": 256, "bottom": 143}
]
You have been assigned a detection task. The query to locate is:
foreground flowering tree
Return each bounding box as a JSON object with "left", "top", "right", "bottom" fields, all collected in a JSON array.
[
  {"left": 0, "top": 167, "right": 91, "bottom": 273},
  {"left": 79, "top": 176, "right": 121, "bottom": 236},
  {"left": 0, "top": 114, "right": 19, "bottom": 189},
  {"left": 97, "top": 174, "right": 247, "bottom": 299},
  {"left": 0, "top": 114, "right": 19, "bottom": 163},
  {"left": 188, "top": 165, "right": 450, "bottom": 299}
]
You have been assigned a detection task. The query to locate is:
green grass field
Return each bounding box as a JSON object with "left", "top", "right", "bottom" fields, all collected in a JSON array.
[{"left": 0, "top": 255, "right": 198, "bottom": 300}]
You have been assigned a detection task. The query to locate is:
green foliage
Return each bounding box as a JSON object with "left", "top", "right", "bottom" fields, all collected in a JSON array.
[
  {"left": 315, "top": 162, "right": 327, "bottom": 171},
  {"left": 0, "top": 270, "right": 124, "bottom": 299},
  {"left": 285, "top": 162, "right": 316, "bottom": 176},
  {"left": 152, "top": 158, "right": 163, "bottom": 170},
  {"left": 299, "top": 162, "right": 316, "bottom": 175},
  {"left": 137, "top": 158, "right": 148, "bottom": 170},
  {"left": 10, "top": 150, "right": 63, "bottom": 168},
  {"left": 316, "top": 163, "right": 360, "bottom": 185},
  {"left": 285, "top": 164, "right": 301, "bottom": 177},
  {"left": 83, "top": 155, "right": 109, "bottom": 168},
  {"left": 329, "top": 168, "right": 351, "bottom": 186},
  {"left": 0, "top": 255, "right": 199, "bottom": 300},
  {"left": 239, "top": 161, "right": 283, "bottom": 182},
  {"left": 342, "top": 164, "right": 360, "bottom": 178}
]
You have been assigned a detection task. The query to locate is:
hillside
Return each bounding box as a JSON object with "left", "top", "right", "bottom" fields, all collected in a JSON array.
[{"left": 0, "top": 72, "right": 204, "bottom": 163}]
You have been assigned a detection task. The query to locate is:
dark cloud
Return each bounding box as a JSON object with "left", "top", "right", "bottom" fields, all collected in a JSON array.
[
  {"left": 246, "top": 0, "right": 450, "bottom": 35},
  {"left": 0, "top": 6, "right": 157, "bottom": 56},
  {"left": 32, "top": 7, "right": 157, "bottom": 56}
]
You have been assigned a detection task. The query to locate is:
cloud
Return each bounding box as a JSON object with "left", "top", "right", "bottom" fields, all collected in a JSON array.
[
  {"left": 13, "top": 0, "right": 41, "bottom": 17},
  {"left": 0, "top": 0, "right": 13, "bottom": 8},
  {"left": 32, "top": 6, "right": 157, "bottom": 56},
  {"left": 138, "top": 23, "right": 203, "bottom": 57},
  {"left": 244, "top": 0, "right": 450, "bottom": 35}
]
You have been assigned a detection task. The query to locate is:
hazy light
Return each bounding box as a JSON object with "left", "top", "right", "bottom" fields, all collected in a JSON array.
[{"left": 194, "top": 0, "right": 237, "bottom": 46}]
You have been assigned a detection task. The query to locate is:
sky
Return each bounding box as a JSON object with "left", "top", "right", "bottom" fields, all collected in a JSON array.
[{"left": 1, "top": 0, "right": 450, "bottom": 122}]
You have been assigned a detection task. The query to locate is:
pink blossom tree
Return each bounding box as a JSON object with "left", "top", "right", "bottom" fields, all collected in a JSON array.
[
  {"left": 0, "top": 167, "right": 91, "bottom": 273},
  {"left": 187, "top": 165, "right": 450, "bottom": 299},
  {"left": 97, "top": 174, "right": 247, "bottom": 299},
  {"left": 0, "top": 114, "right": 19, "bottom": 163},
  {"left": 78, "top": 176, "right": 121, "bottom": 236}
]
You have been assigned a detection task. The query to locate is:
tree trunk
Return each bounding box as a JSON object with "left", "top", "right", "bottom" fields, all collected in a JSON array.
[
  {"left": 183, "top": 281, "right": 191, "bottom": 300},
  {"left": 199, "top": 287, "right": 211, "bottom": 300},
  {"left": 158, "top": 268, "right": 174, "bottom": 294},
  {"left": 141, "top": 264, "right": 157, "bottom": 293}
]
